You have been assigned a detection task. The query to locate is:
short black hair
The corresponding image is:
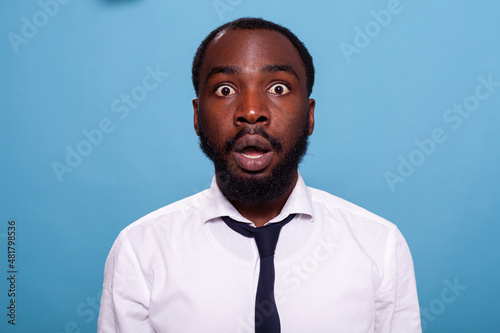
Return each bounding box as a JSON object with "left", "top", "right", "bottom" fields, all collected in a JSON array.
[{"left": 192, "top": 17, "right": 315, "bottom": 97}]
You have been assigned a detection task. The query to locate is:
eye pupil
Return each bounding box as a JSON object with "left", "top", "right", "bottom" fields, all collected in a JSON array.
[
  {"left": 221, "top": 87, "right": 230, "bottom": 96},
  {"left": 275, "top": 85, "right": 284, "bottom": 94}
]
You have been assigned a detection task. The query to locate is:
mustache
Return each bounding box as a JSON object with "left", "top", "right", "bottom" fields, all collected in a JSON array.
[{"left": 225, "top": 126, "right": 282, "bottom": 154}]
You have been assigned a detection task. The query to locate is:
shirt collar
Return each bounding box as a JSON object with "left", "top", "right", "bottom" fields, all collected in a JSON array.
[{"left": 201, "top": 173, "right": 314, "bottom": 225}]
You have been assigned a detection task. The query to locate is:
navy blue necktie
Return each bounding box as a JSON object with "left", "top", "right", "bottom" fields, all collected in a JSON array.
[{"left": 221, "top": 214, "right": 296, "bottom": 333}]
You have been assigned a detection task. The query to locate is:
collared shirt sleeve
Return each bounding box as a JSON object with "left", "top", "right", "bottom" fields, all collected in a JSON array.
[
  {"left": 97, "top": 232, "right": 155, "bottom": 333},
  {"left": 375, "top": 228, "right": 421, "bottom": 332}
]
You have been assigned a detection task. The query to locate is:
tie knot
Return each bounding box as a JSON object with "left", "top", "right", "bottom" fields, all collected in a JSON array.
[{"left": 221, "top": 214, "right": 296, "bottom": 258}]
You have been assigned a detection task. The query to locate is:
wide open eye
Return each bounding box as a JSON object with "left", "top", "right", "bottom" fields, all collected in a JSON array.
[
  {"left": 214, "top": 85, "right": 236, "bottom": 97},
  {"left": 267, "top": 83, "right": 290, "bottom": 95}
]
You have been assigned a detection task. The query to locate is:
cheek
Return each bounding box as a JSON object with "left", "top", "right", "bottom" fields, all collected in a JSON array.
[
  {"left": 274, "top": 109, "right": 308, "bottom": 134},
  {"left": 278, "top": 113, "right": 309, "bottom": 147},
  {"left": 199, "top": 113, "right": 229, "bottom": 150}
]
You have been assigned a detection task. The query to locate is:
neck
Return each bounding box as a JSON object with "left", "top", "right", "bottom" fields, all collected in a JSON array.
[{"left": 228, "top": 173, "right": 298, "bottom": 227}]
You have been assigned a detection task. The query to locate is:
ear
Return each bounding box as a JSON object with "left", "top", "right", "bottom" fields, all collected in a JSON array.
[
  {"left": 307, "top": 98, "right": 315, "bottom": 135},
  {"left": 193, "top": 98, "right": 200, "bottom": 136}
]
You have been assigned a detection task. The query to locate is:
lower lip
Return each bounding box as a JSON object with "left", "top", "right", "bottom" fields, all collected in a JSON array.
[{"left": 233, "top": 151, "right": 273, "bottom": 172}]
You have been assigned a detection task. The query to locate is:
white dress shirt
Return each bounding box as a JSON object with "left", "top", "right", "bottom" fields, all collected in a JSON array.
[{"left": 98, "top": 175, "right": 421, "bottom": 332}]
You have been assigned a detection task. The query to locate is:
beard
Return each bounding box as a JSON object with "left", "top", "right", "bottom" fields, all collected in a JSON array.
[{"left": 198, "top": 117, "right": 310, "bottom": 205}]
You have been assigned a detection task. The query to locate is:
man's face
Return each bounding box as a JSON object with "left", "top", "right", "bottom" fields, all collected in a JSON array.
[{"left": 193, "top": 28, "right": 315, "bottom": 204}]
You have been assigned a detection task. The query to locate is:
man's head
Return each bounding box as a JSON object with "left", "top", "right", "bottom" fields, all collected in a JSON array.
[
  {"left": 192, "top": 18, "right": 315, "bottom": 205},
  {"left": 192, "top": 18, "right": 315, "bottom": 97}
]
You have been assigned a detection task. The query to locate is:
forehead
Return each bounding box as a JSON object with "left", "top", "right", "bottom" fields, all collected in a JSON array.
[{"left": 200, "top": 29, "right": 306, "bottom": 82}]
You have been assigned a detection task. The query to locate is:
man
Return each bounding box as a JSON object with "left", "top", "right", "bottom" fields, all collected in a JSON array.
[{"left": 98, "top": 18, "right": 421, "bottom": 332}]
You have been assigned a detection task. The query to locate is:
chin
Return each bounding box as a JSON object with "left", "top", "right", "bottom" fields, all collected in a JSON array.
[{"left": 215, "top": 164, "right": 297, "bottom": 205}]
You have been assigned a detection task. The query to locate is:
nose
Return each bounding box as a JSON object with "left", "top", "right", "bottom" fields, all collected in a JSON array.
[{"left": 234, "top": 89, "right": 270, "bottom": 126}]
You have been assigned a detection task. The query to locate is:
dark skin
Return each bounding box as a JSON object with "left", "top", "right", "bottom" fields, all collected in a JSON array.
[{"left": 193, "top": 29, "right": 315, "bottom": 227}]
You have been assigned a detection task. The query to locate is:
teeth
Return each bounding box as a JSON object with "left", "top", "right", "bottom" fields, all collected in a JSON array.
[{"left": 242, "top": 153, "right": 264, "bottom": 159}]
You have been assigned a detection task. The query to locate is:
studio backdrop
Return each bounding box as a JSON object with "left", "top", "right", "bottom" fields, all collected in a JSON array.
[{"left": 1, "top": 0, "right": 499, "bottom": 332}]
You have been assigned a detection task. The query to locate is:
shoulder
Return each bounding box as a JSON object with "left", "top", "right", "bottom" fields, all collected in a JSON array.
[
  {"left": 306, "top": 186, "right": 414, "bottom": 279},
  {"left": 307, "top": 186, "right": 403, "bottom": 242},
  {"left": 118, "top": 189, "right": 210, "bottom": 240}
]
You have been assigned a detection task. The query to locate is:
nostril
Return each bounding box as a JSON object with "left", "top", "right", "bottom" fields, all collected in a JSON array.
[
  {"left": 256, "top": 116, "right": 268, "bottom": 123},
  {"left": 235, "top": 115, "right": 268, "bottom": 125}
]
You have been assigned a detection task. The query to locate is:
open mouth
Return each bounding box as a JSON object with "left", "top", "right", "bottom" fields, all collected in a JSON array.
[
  {"left": 232, "top": 135, "right": 274, "bottom": 172},
  {"left": 239, "top": 146, "right": 269, "bottom": 159}
]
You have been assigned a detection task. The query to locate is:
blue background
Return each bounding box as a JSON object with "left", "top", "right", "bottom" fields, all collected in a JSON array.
[{"left": 1, "top": 0, "right": 499, "bottom": 332}]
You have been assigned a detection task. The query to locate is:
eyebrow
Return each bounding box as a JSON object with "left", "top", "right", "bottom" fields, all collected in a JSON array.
[
  {"left": 205, "top": 66, "right": 242, "bottom": 84},
  {"left": 261, "top": 64, "right": 299, "bottom": 80},
  {"left": 204, "top": 64, "right": 300, "bottom": 84}
]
